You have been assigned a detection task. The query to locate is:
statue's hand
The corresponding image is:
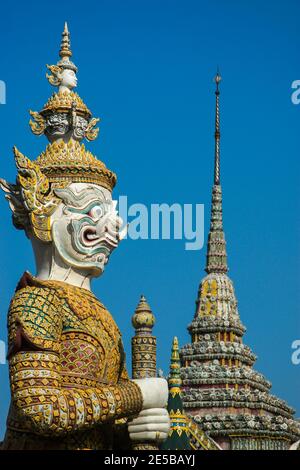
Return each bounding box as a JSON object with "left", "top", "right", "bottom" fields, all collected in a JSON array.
[
  {"left": 128, "top": 408, "right": 170, "bottom": 443},
  {"left": 129, "top": 378, "right": 170, "bottom": 443},
  {"left": 133, "top": 377, "right": 168, "bottom": 409}
]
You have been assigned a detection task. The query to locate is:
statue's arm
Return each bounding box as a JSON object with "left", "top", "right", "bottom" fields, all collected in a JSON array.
[
  {"left": 9, "top": 350, "right": 142, "bottom": 435},
  {"left": 7, "top": 288, "right": 143, "bottom": 436}
]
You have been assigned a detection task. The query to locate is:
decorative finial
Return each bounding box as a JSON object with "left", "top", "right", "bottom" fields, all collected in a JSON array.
[
  {"left": 169, "top": 337, "right": 182, "bottom": 390},
  {"left": 214, "top": 68, "right": 221, "bottom": 90},
  {"left": 132, "top": 294, "right": 155, "bottom": 330},
  {"left": 214, "top": 69, "right": 221, "bottom": 185}
]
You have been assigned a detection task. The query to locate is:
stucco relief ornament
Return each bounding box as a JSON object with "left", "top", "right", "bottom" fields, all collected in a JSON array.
[{"left": 0, "top": 23, "right": 169, "bottom": 450}]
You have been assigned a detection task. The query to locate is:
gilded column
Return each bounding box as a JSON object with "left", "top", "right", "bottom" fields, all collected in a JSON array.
[
  {"left": 131, "top": 295, "right": 158, "bottom": 450},
  {"left": 131, "top": 295, "right": 156, "bottom": 378}
]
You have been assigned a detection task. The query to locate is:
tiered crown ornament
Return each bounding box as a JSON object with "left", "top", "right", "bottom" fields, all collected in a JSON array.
[
  {"left": 0, "top": 23, "right": 116, "bottom": 243},
  {"left": 30, "top": 22, "right": 100, "bottom": 143}
]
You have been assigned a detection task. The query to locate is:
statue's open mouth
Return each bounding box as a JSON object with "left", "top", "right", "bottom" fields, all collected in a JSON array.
[
  {"left": 83, "top": 228, "right": 100, "bottom": 245},
  {"left": 78, "top": 219, "right": 124, "bottom": 252}
]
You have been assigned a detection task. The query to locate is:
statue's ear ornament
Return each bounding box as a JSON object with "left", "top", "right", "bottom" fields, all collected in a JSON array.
[
  {"left": 46, "top": 64, "right": 63, "bottom": 87},
  {"left": 13, "top": 146, "right": 60, "bottom": 216},
  {"left": 29, "top": 111, "right": 46, "bottom": 136},
  {"left": 0, "top": 147, "right": 62, "bottom": 242},
  {"left": 0, "top": 178, "right": 30, "bottom": 232},
  {"left": 85, "top": 117, "right": 100, "bottom": 141}
]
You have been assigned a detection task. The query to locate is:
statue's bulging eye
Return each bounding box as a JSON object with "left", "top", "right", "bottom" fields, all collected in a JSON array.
[{"left": 88, "top": 205, "right": 103, "bottom": 219}]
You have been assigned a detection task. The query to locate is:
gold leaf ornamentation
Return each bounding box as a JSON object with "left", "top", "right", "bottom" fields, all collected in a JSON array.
[
  {"left": 41, "top": 90, "right": 91, "bottom": 117},
  {"left": 29, "top": 111, "right": 46, "bottom": 135},
  {"left": 35, "top": 139, "right": 116, "bottom": 191},
  {"left": 46, "top": 64, "right": 63, "bottom": 87},
  {"left": 13, "top": 147, "right": 61, "bottom": 241},
  {"left": 85, "top": 117, "right": 100, "bottom": 141}
]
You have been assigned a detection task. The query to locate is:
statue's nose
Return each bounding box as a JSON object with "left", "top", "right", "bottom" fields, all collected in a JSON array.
[{"left": 95, "top": 212, "right": 123, "bottom": 233}]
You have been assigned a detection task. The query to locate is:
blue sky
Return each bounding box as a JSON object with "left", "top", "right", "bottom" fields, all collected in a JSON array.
[{"left": 0, "top": 0, "right": 299, "bottom": 439}]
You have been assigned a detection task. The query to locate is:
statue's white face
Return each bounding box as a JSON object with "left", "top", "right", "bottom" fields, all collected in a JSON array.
[
  {"left": 51, "top": 183, "right": 124, "bottom": 277},
  {"left": 60, "top": 69, "right": 77, "bottom": 89}
]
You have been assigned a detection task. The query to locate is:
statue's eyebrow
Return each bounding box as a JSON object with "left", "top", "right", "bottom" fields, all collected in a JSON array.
[
  {"left": 53, "top": 186, "right": 107, "bottom": 208},
  {"left": 67, "top": 200, "right": 107, "bottom": 215}
]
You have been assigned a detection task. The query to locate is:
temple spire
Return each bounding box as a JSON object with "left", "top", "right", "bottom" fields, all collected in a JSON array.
[{"left": 205, "top": 71, "right": 228, "bottom": 274}]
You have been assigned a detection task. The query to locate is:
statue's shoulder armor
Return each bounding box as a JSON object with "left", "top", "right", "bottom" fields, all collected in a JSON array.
[
  {"left": 7, "top": 274, "right": 66, "bottom": 355},
  {"left": 59, "top": 283, "right": 122, "bottom": 342}
]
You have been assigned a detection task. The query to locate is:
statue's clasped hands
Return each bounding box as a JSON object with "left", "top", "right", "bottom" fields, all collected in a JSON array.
[{"left": 128, "top": 378, "right": 170, "bottom": 443}]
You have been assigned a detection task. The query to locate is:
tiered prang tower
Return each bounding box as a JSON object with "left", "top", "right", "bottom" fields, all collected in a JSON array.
[{"left": 179, "top": 73, "right": 300, "bottom": 450}]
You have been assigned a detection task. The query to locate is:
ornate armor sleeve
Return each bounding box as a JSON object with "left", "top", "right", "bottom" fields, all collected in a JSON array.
[{"left": 7, "top": 286, "right": 143, "bottom": 436}]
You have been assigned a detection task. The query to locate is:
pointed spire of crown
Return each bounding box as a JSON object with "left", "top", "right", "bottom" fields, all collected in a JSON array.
[
  {"left": 59, "top": 22, "right": 72, "bottom": 59},
  {"left": 57, "top": 21, "right": 77, "bottom": 73},
  {"left": 205, "top": 70, "right": 228, "bottom": 274}
]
